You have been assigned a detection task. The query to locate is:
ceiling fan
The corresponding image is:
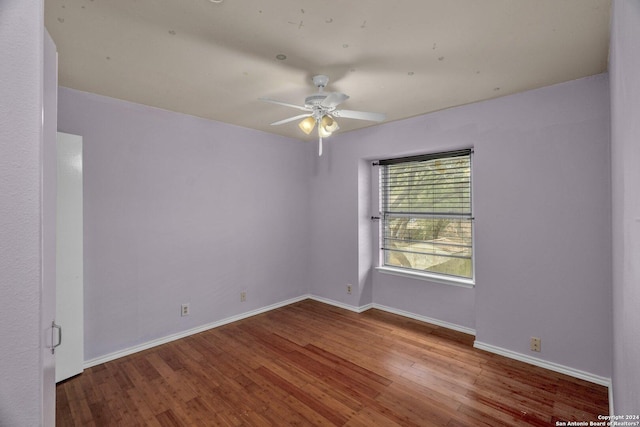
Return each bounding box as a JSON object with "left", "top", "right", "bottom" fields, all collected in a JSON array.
[{"left": 260, "top": 75, "right": 386, "bottom": 156}]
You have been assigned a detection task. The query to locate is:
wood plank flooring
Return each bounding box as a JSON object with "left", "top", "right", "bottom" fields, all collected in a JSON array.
[{"left": 56, "top": 299, "right": 609, "bottom": 426}]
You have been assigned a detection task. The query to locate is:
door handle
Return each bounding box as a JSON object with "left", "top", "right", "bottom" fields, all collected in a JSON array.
[{"left": 49, "top": 321, "right": 62, "bottom": 354}]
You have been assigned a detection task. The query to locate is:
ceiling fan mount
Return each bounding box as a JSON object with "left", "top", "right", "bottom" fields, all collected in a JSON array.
[
  {"left": 312, "top": 74, "right": 329, "bottom": 89},
  {"left": 260, "top": 75, "right": 386, "bottom": 156}
]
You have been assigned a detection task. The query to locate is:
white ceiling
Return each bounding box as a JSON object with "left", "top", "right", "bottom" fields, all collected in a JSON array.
[{"left": 45, "top": 0, "right": 611, "bottom": 141}]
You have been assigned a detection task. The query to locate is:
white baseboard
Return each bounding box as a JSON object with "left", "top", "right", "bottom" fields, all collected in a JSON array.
[
  {"left": 306, "top": 296, "right": 478, "bottom": 339},
  {"left": 609, "top": 383, "right": 615, "bottom": 416},
  {"left": 84, "top": 295, "right": 309, "bottom": 368},
  {"left": 473, "top": 341, "right": 612, "bottom": 388},
  {"left": 307, "top": 294, "right": 373, "bottom": 313},
  {"left": 371, "top": 303, "right": 477, "bottom": 336}
]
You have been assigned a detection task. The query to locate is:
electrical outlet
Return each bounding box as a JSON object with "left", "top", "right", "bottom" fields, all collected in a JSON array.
[
  {"left": 240, "top": 291, "right": 246, "bottom": 302},
  {"left": 530, "top": 337, "right": 541, "bottom": 352},
  {"left": 181, "top": 303, "right": 190, "bottom": 317},
  {"left": 347, "top": 284, "right": 352, "bottom": 294}
]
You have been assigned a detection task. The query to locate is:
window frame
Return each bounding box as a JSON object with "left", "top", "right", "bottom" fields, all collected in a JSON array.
[{"left": 374, "top": 149, "right": 475, "bottom": 287}]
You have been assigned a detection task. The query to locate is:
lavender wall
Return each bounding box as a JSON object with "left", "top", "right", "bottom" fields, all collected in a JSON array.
[
  {"left": 0, "top": 1, "right": 56, "bottom": 425},
  {"left": 610, "top": 0, "right": 640, "bottom": 414},
  {"left": 472, "top": 77, "right": 611, "bottom": 379},
  {"left": 309, "top": 74, "right": 612, "bottom": 379},
  {"left": 58, "top": 88, "right": 312, "bottom": 361}
]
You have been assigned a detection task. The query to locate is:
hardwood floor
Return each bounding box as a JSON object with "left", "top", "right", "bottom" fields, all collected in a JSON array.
[{"left": 56, "top": 299, "right": 608, "bottom": 426}]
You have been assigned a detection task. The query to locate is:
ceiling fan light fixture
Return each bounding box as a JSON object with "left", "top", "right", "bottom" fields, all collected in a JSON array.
[
  {"left": 298, "top": 116, "right": 316, "bottom": 135},
  {"left": 320, "top": 115, "right": 339, "bottom": 133},
  {"left": 318, "top": 125, "right": 332, "bottom": 138}
]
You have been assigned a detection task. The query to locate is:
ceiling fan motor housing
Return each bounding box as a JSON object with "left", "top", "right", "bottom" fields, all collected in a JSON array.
[{"left": 304, "top": 93, "right": 331, "bottom": 109}]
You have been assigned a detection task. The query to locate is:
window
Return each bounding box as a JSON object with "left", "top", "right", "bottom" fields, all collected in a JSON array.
[{"left": 377, "top": 149, "right": 473, "bottom": 282}]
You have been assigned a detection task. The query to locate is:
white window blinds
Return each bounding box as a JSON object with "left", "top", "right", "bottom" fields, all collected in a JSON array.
[{"left": 378, "top": 149, "right": 473, "bottom": 280}]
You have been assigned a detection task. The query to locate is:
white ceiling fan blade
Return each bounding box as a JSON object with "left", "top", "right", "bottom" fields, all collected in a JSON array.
[
  {"left": 259, "top": 97, "right": 310, "bottom": 112},
  {"left": 321, "top": 92, "right": 349, "bottom": 108},
  {"left": 270, "top": 114, "right": 312, "bottom": 126},
  {"left": 333, "top": 109, "right": 386, "bottom": 122}
]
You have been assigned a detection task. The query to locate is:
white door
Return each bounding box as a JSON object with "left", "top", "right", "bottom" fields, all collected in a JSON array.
[{"left": 56, "top": 132, "right": 84, "bottom": 383}]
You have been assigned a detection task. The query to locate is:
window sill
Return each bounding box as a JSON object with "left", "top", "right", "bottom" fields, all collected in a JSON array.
[{"left": 375, "top": 266, "right": 475, "bottom": 288}]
